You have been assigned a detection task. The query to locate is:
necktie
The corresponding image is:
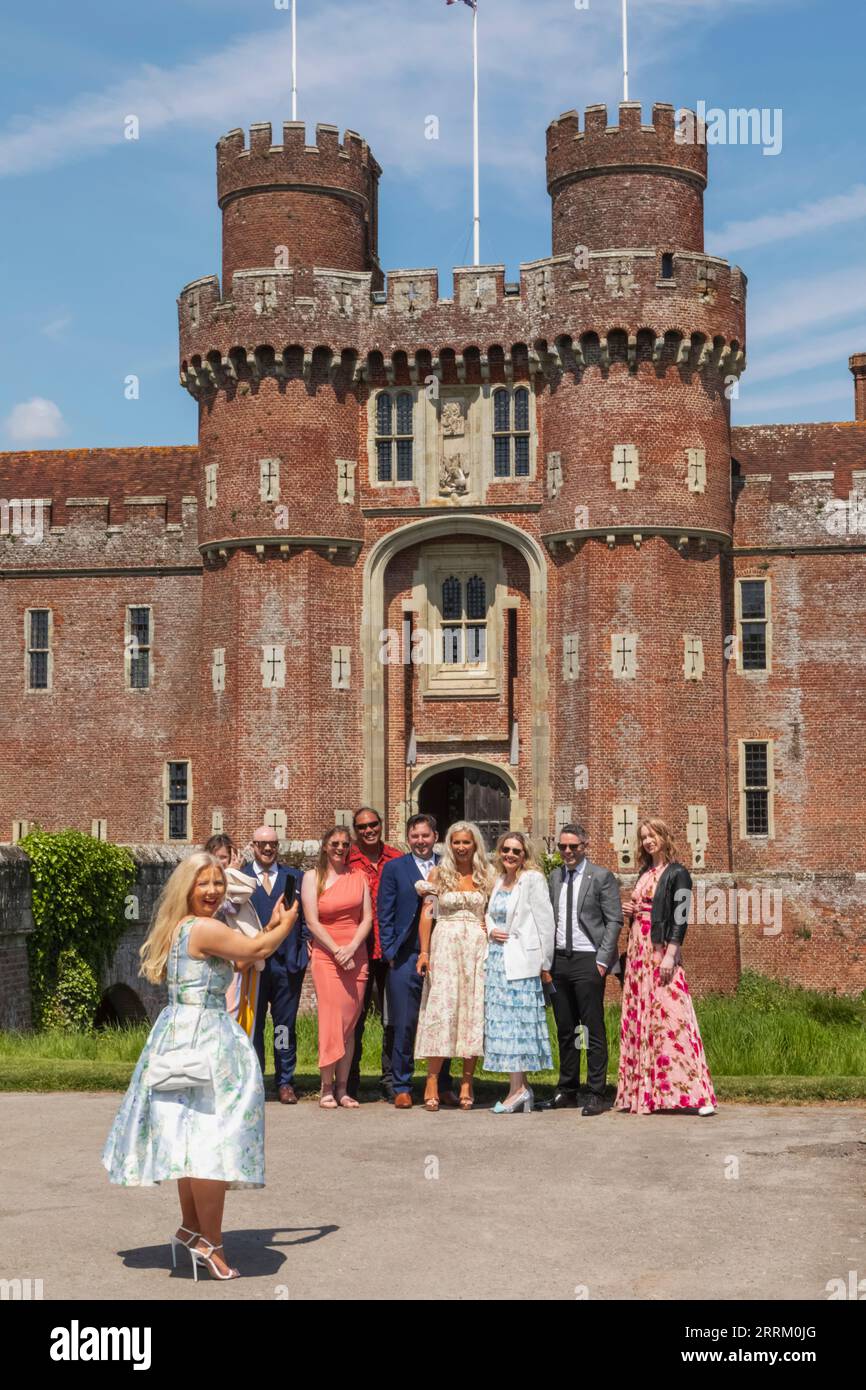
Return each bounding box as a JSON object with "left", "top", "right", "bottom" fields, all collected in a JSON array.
[
  {"left": 565, "top": 869, "right": 574, "bottom": 958},
  {"left": 263, "top": 871, "right": 273, "bottom": 894}
]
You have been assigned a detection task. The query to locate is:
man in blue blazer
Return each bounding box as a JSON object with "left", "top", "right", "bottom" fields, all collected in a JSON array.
[
  {"left": 243, "top": 825, "right": 309, "bottom": 1104},
  {"left": 378, "top": 813, "right": 455, "bottom": 1109}
]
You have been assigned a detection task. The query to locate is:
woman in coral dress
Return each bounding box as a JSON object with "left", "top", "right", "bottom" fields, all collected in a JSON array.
[
  {"left": 302, "top": 827, "right": 373, "bottom": 1109},
  {"left": 615, "top": 817, "right": 716, "bottom": 1117}
]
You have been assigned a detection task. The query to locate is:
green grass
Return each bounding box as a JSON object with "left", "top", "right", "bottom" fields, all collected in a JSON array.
[{"left": 1, "top": 972, "right": 864, "bottom": 1098}]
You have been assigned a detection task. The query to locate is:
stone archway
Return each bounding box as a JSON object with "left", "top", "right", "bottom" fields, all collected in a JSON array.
[
  {"left": 415, "top": 758, "right": 516, "bottom": 850},
  {"left": 361, "top": 516, "right": 550, "bottom": 835}
]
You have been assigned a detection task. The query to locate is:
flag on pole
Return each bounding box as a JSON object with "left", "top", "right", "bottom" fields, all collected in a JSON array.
[{"left": 446, "top": 0, "right": 480, "bottom": 264}]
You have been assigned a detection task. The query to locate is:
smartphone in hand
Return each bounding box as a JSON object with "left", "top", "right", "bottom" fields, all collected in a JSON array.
[{"left": 282, "top": 877, "right": 297, "bottom": 911}]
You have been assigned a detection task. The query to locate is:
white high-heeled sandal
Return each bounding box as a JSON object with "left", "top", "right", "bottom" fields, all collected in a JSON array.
[
  {"left": 190, "top": 1239, "right": 240, "bottom": 1282},
  {"left": 170, "top": 1226, "right": 199, "bottom": 1269}
]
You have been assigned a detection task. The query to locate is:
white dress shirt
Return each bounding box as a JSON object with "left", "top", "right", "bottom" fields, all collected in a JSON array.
[{"left": 556, "top": 860, "right": 595, "bottom": 952}]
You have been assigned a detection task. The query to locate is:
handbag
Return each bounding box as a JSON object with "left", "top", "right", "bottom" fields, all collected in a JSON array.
[{"left": 147, "top": 925, "right": 214, "bottom": 1092}]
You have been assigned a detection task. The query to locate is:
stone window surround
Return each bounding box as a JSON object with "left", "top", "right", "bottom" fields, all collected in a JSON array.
[
  {"left": 735, "top": 576, "right": 772, "bottom": 675},
  {"left": 24, "top": 606, "right": 53, "bottom": 694},
  {"left": 164, "top": 759, "right": 192, "bottom": 843},
  {"left": 365, "top": 384, "right": 538, "bottom": 498},
  {"left": 125, "top": 604, "right": 153, "bottom": 692},
  {"left": 412, "top": 542, "right": 505, "bottom": 699},
  {"left": 738, "top": 738, "right": 775, "bottom": 840}
]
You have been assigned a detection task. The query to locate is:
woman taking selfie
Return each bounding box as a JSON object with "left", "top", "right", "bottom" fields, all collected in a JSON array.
[{"left": 102, "top": 851, "right": 298, "bottom": 1280}]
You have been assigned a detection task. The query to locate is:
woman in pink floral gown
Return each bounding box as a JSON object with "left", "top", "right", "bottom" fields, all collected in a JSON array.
[{"left": 615, "top": 817, "right": 716, "bottom": 1116}]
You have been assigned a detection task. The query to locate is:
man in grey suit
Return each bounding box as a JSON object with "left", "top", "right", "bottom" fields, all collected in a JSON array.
[{"left": 545, "top": 824, "right": 623, "bottom": 1115}]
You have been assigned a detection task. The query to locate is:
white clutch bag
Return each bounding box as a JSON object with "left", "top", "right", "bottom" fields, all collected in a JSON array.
[
  {"left": 147, "top": 1049, "right": 212, "bottom": 1091},
  {"left": 147, "top": 928, "right": 215, "bottom": 1092}
]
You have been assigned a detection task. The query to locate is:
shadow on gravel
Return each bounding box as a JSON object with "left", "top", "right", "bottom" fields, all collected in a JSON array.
[{"left": 116, "top": 1224, "right": 339, "bottom": 1277}]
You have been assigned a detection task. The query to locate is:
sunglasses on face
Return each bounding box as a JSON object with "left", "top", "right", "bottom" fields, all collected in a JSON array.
[
  {"left": 354, "top": 821, "right": 381, "bottom": 831},
  {"left": 501, "top": 847, "right": 524, "bottom": 857},
  {"left": 254, "top": 841, "right": 278, "bottom": 849},
  {"left": 558, "top": 842, "right": 586, "bottom": 852}
]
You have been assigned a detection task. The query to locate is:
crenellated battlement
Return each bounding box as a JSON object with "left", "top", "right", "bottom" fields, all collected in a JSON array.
[
  {"left": 178, "top": 247, "right": 745, "bottom": 395},
  {"left": 547, "top": 102, "right": 708, "bottom": 256},
  {"left": 217, "top": 121, "right": 381, "bottom": 207},
  {"left": 546, "top": 102, "right": 707, "bottom": 189},
  {"left": 216, "top": 120, "right": 381, "bottom": 289},
  {"left": 0, "top": 491, "right": 201, "bottom": 573}
]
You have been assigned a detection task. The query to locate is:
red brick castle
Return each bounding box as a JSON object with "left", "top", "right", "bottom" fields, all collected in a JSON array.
[{"left": 3, "top": 102, "right": 865, "bottom": 994}]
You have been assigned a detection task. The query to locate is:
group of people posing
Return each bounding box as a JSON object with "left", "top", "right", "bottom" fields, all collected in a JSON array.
[{"left": 102, "top": 810, "right": 716, "bottom": 1280}]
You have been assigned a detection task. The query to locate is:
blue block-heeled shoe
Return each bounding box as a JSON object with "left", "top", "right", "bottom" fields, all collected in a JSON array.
[{"left": 492, "top": 1086, "right": 534, "bottom": 1114}]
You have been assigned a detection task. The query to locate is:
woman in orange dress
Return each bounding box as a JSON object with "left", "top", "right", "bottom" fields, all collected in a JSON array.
[{"left": 301, "top": 827, "right": 373, "bottom": 1109}]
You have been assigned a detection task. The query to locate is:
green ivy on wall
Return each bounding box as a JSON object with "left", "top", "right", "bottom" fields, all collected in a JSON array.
[{"left": 21, "top": 829, "right": 136, "bottom": 1030}]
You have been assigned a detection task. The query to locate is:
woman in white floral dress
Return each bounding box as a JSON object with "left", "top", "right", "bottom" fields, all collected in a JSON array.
[
  {"left": 414, "top": 822, "right": 495, "bottom": 1110},
  {"left": 102, "top": 851, "right": 297, "bottom": 1280}
]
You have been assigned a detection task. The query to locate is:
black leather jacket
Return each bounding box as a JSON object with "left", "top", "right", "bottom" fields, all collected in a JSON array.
[{"left": 649, "top": 861, "right": 693, "bottom": 947}]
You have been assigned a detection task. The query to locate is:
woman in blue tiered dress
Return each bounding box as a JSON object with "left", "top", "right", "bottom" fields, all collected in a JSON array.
[
  {"left": 102, "top": 851, "right": 297, "bottom": 1281},
  {"left": 483, "top": 833, "right": 555, "bottom": 1113}
]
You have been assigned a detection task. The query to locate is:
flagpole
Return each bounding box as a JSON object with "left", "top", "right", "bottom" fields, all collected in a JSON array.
[
  {"left": 472, "top": 1, "right": 480, "bottom": 265},
  {"left": 291, "top": 0, "right": 298, "bottom": 120},
  {"left": 622, "top": 0, "right": 629, "bottom": 102}
]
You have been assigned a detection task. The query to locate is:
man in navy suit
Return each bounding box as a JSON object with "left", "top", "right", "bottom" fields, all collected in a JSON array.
[
  {"left": 378, "top": 813, "right": 455, "bottom": 1109},
  {"left": 243, "top": 824, "right": 309, "bottom": 1104}
]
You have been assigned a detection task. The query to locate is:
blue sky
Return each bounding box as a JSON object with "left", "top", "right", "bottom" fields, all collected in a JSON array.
[{"left": 1, "top": 0, "right": 864, "bottom": 449}]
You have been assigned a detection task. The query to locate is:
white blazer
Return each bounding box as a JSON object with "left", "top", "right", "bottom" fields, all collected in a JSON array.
[{"left": 485, "top": 870, "right": 556, "bottom": 981}]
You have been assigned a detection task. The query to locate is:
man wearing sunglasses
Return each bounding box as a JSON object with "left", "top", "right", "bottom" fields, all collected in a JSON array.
[
  {"left": 346, "top": 807, "right": 403, "bottom": 1102},
  {"left": 544, "top": 825, "right": 623, "bottom": 1116},
  {"left": 242, "top": 825, "right": 308, "bottom": 1104}
]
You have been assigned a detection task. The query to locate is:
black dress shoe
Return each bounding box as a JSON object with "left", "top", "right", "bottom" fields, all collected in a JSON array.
[
  {"left": 582, "top": 1093, "right": 607, "bottom": 1116},
  {"left": 539, "top": 1089, "right": 580, "bottom": 1111}
]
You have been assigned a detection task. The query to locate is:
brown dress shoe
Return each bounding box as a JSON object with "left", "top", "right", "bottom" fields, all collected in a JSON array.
[
  {"left": 394, "top": 1093, "right": 413, "bottom": 1109},
  {"left": 439, "top": 1089, "right": 459, "bottom": 1108},
  {"left": 278, "top": 1085, "right": 298, "bottom": 1105}
]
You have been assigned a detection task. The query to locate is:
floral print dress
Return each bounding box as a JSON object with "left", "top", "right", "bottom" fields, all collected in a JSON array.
[
  {"left": 102, "top": 918, "right": 265, "bottom": 1187},
  {"left": 615, "top": 867, "right": 716, "bottom": 1114}
]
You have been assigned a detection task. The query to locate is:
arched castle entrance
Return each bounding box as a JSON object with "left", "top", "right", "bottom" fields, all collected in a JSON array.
[
  {"left": 415, "top": 759, "right": 513, "bottom": 850},
  {"left": 361, "top": 516, "right": 550, "bottom": 840}
]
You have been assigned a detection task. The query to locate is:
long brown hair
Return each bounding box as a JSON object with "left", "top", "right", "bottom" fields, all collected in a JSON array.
[
  {"left": 636, "top": 817, "right": 679, "bottom": 874},
  {"left": 315, "top": 825, "right": 352, "bottom": 897}
]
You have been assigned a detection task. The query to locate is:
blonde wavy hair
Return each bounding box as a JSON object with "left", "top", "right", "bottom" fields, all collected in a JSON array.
[
  {"left": 636, "top": 817, "right": 680, "bottom": 875},
  {"left": 315, "top": 825, "right": 352, "bottom": 897},
  {"left": 139, "top": 852, "right": 226, "bottom": 984},
  {"left": 435, "top": 821, "right": 495, "bottom": 895},
  {"left": 493, "top": 830, "right": 541, "bottom": 878}
]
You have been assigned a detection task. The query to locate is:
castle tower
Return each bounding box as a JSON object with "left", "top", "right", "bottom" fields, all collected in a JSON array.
[
  {"left": 547, "top": 101, "right": 707, "bottom": 256},
  {"left": 178, "top": 103, "right": 746, "bottom": 867},
  {"left": 540, "top": 102, "right": 745, "bottom": 875},
  {"left": 217, "top": 121, "right": 382, "bottom": 295},
  {"left": 180, "top": 122, "right": 380, "bottom": 840}
]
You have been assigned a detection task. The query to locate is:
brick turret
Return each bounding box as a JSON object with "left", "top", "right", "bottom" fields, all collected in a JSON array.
[
  {"left": 217, "top": 121, "right": 382, "bottom": 296},
  {"left": 547, "top": 102, "right": 707, "bottom": 256}
]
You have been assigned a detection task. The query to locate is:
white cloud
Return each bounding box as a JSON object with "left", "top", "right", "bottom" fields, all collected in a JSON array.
[
  {"left": 41, "top": 316, "right": 71, "bottom": 340},
  {"left": 5, "top": 398, "right": 66, "bottom": 443},
  {"left": 709, "top": 184, "right": 866, "bottom": 253},
  {"left": 734, "top": 379, "right": 851, "bottom": 419},
  {"left": 743, "top": 324, "right": 866, "bottom": 384},
  {"left": 0, "top": 0, "right": 780, "bottom": 182},
  {"left": 748, "top": 266, "right": 866, "bottom": 340}
]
